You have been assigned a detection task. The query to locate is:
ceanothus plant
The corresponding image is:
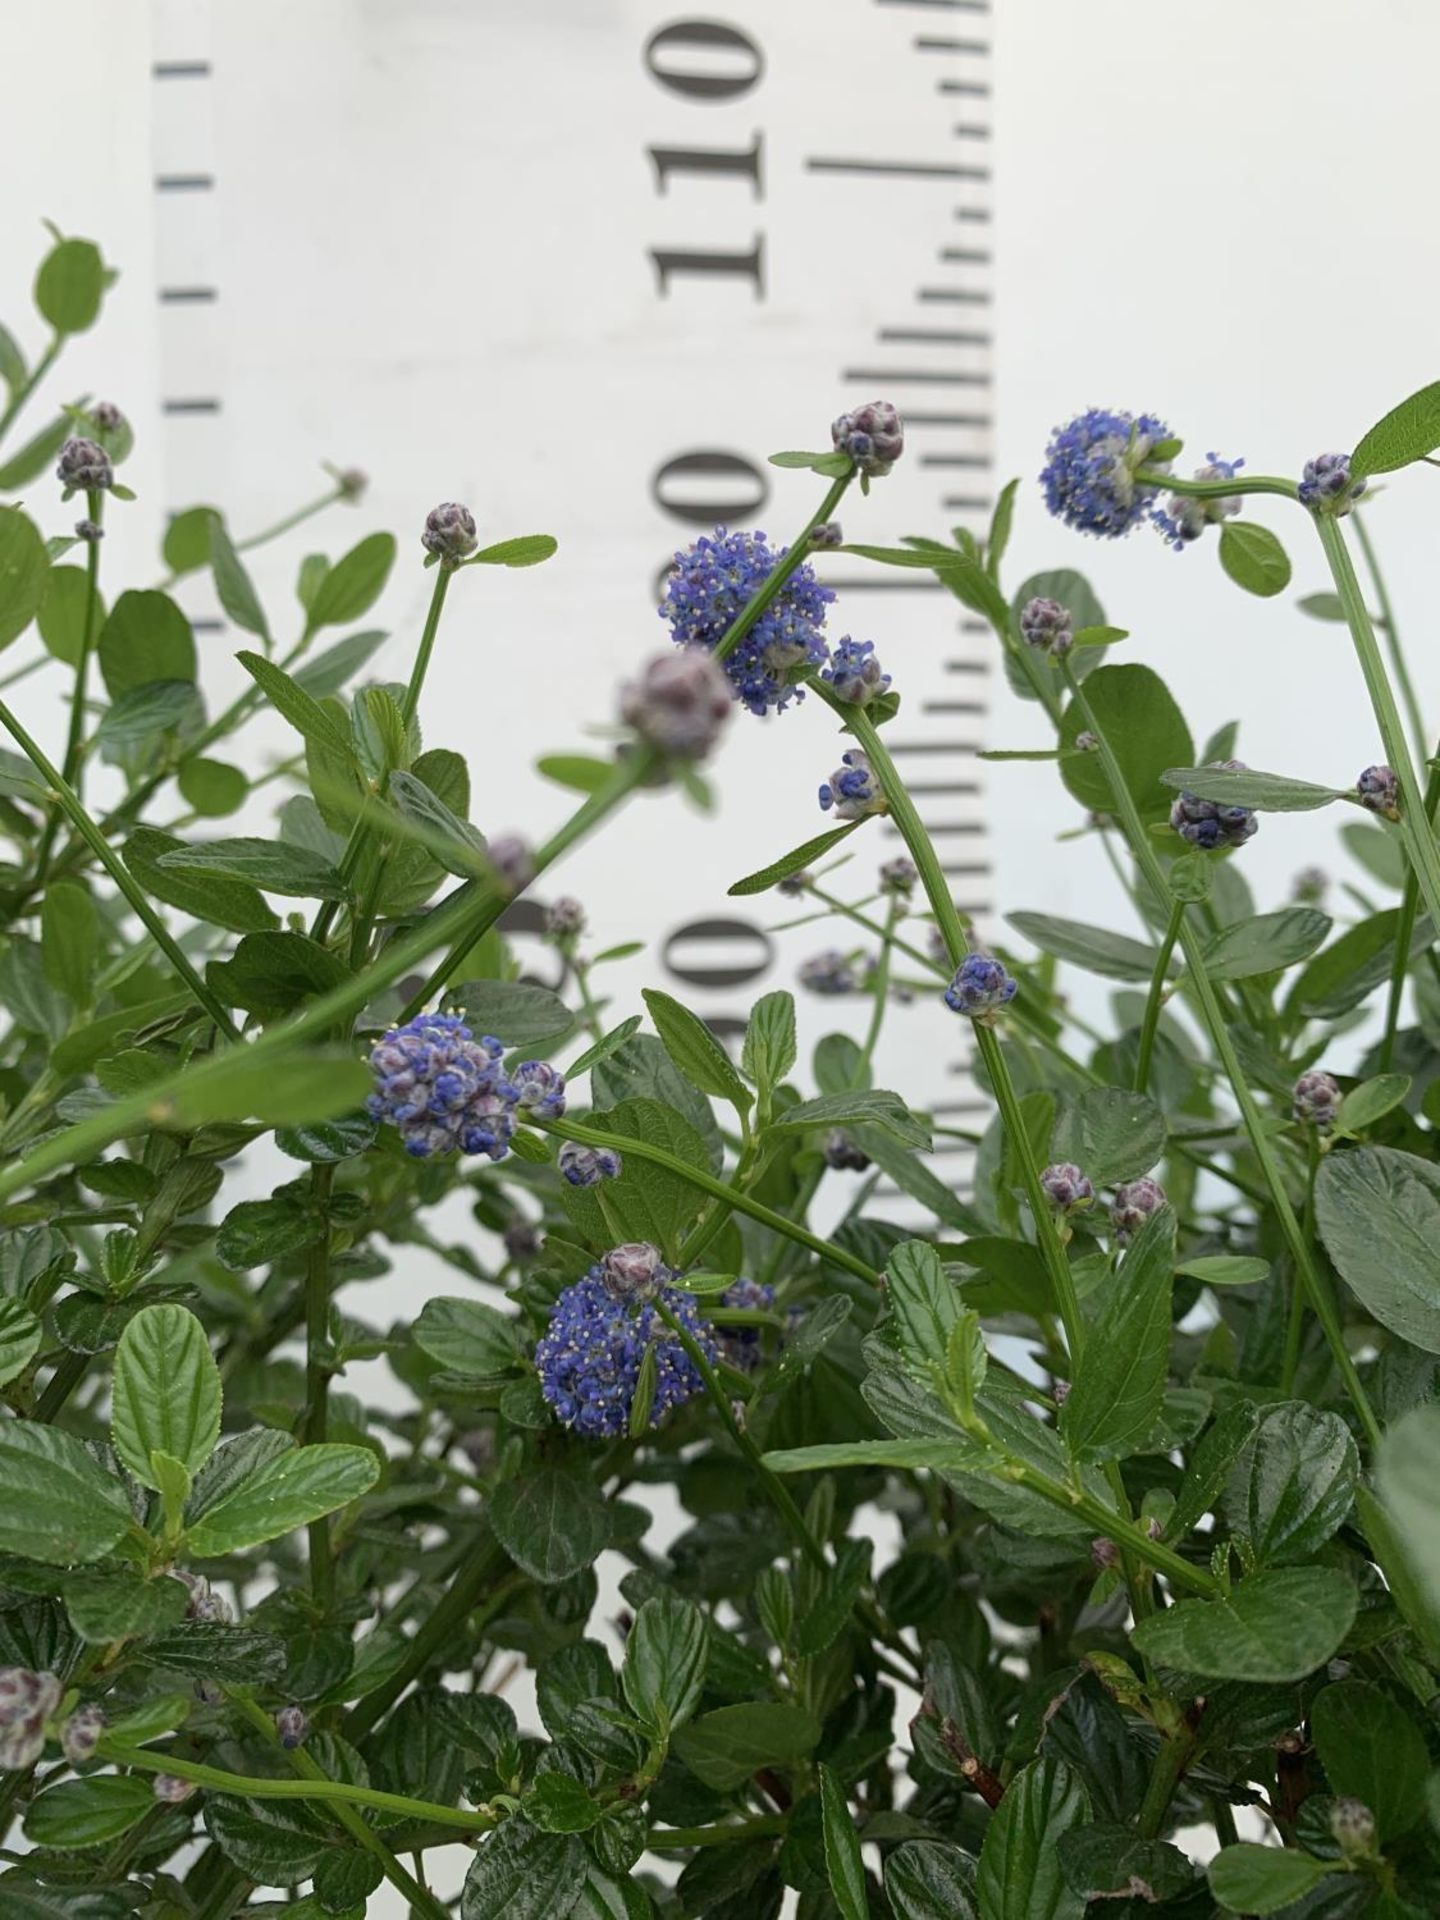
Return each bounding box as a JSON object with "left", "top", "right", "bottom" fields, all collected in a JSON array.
[{"left": 0, "top": 223, "right": 1438, "bottom": 1919}]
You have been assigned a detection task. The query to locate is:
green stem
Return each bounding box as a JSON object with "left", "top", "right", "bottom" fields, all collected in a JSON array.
[
  {"left": 1137, "top": 1715, "right": 1201, "bottom": 1839},
  {"left": 0, "top": 651, "right": 48, "bottom": 694},
  {"left": 1281, "top": 1133, "right": 1322, "bottom": 1395},
  {"left": 0, "top": 335, "right": 60, "bottom": 448},
  {"left": 1353, "top": 509, "right": 1424, "bottom": 763},
  {"left": 0, "top": 695, "right": 243, "bottom": 1042},
  {"left": 342, "top": 1541, "right": 506, "bottom": 1741},
  {"left": 541, "top": 1116, "right": 879, "bottom": 1286},
  {"left": 1135, "top": 900, "right": 1183, "bottom": 1094},
  {"left": 1136, "top": 468, "right": 1300, "bottom": 504},
  {"left": 711, "top": 471, "right": 853, "bottom": 668},
  {"left": 1061, "top": 661, "right": 1381, "bottom": 1452},
  {"left": 648, "top": 1816, "right": 789, "bottom": 1849},
  {"left": 399, "top": 563, "right": 453, "bottom": 730},
  {"left": 987, "top": 1453, "right": 1217, "bottom": 1596},
  {"left": 29, "top": 495, "right": 104, "bottom": 889},
  {"left": 156, "top": 485, "right": 347, "bottom": 592},
  {"left": 304, "top": 1165, "right": 336, "bottom": 1609},
  {"left": 1379, "top": 746, "right": 1440, "bottom": 1074}
]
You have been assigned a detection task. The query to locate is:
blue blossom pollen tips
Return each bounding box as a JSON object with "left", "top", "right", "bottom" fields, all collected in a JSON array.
[
  {"left": 535, "top": 1255, "right": 717, "bottom": 1437},
  {"left": 832, "top": 400, "right": 905, "bottom": 476},
  {"left": 56, "top": 435, "right": 113, "bottom": 497},
  {"left": 1293, "top": 1068, "right": 1342, "bottom": 1132},
  {"left": 1157, "top": 454, "right": 1245, "bottom": 548},
  {"left": 1040, "top": 1162, "right": 1095, "bottom": 1215},
  {"left": 59, "top": 1703, "right": 106, "bottom": 1767},
  {"left": 1019, "top": 596, "right": 1073, "bottom": 655},
  {"left": 621, "top": 649, "right": 733, "bottom": 760},
  {"left": 822, "top": 637, "right": 891, "bottom": 707},
  {"left": 1356, "top": 763, "right": 1400, "bottom": 820},
  {"left": 717, "top": 1276, "right": 777, "bottom": 1372},
  {"left": 510, "top": 1059, "right": 567, "bottom": 1120},
  {"left": 0, "top": 1667, "right": 61, "bottom": 1772},
  {"left": 1292, "top": 864, "right": 1328, "bottom": 905},
  {"left": 879, "top": 856, "right": 918, "bottom": 896},
  {"left": 421, "top": 500, "right": 478, "bottom": 561},
  {"left": 367, "top": 1011, "right": 519, "bottom": 1161},
  {"left": 559, "top": 1140, "right": 624, "bottom": 1187},
  {"left": 799, "top": 950, "right": 858, "bottom": 995},
  {"left": 546, "top": 896, "right": 586, "bottom": 939},
  {"left": 824, "top": 1128, "right": 871, "bottom": 1171},
  {"left": 944, "top": 952, "right": 1017, "bottom": 1022},
  {"left": 809, "top": 520, "right": 844, "bottom": 548},
  {"left": 659, "top": 525, "right": 834, "bottom": 716},
  {"left": 484, "top": 833, "right": 535, "bottom": 897},
  {"left": 1040, "top": 408, "right": 1174, "bottom": 539},
  {"left": 275, "top": 1705, "right": 309, "bottom": 1750},
  {"left": 1109, "top": 1176, "right": 1167, "bottom": 1245},
  {"left": 153, "top": 1775, "right": 199, "bottom": 1805},
  {"left": 1169, "top": 759, "right": 1259, "bottom": 850},
  {"left": 1298, "top": 451, "right": 1366, "bottom": 516},
  {"left": 819, "top": 748, "right": 886, "bottom": 821}
]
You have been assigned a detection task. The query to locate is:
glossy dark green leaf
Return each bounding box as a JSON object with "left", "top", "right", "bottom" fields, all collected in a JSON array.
[
  {"left": 0, "top": 1299, "right": 42, "bottom": 1388},
  {"left": 1007, "top": 911, "right": 1162, "bottom": 982},
  {"left": 622, "top": 1592, "right": 707, "bottom": 1734},
  {"left": 1130, "top": 1567, "right": 1357, "bottom": 1682},
  {"left": 728, "top": 822, "right": 860, "bottom": 895},
  {"left": 883, "top": 1840, "right": 978, "bottom": 1920},
  {"left": 1316, "top": 1145, "right": 1440, "bottom": 1351},
  {"left": 818, "top": 1765, "right": 867, "bottom": 1920},
  {"left": 1056, "top": 1826, "right": 1194, "bottom": 1903},
  {"left": 976, "top": 1754, "right": 1089, "bottom": 1920},
  {"left": 1225, "top": 1401, "right": 1358, "bottom": 1565},
  {"left": 1291, "top": 910, "right": 1433, "bottom": 1019},
  {"left": 1207, "top": 1843, "right": 1326, "bottom": 1914},
  {"left": 24, "top": 1775, "right": 155, "bottom": 1850},
  {"left": 449, "top": 979, "right": 573, "bottom": 1047},
  {"left": 643, "top": 988, "right": 751, "bottom": 1111},
  {"left": 1311, "top": 1678, "right": 1428, "bottom": 1841},
  {"left": 63, "top": 1570, "right": 190, "bottom": 1643},
  {"left": 0, "top": 1419, "right": 132, "bottom": 1564},
  {"left": 185, "top": 1443, "right": 378, "bottom": 1555},
  {"left": 1351, "top": 380, "right": 1440, "bottom": 477},
  {"left": 97, "top": 590, "right": 196, "bottom": 697},
  {"left": 413, "top": 1296, "right": 521, "bottom": 1379},
  {"left": 673, "top": 1702, "right": 822, "bottom": 1790},
  {"left": 1063, "top": 1206, "right": 1174, "bottom": 1464},
  {"left": 461, "top": 1822, "right": 588, "bottom": 1920},
  {"left": 204, "top": 1794, "right": 332, "bottom": 1886},
  {"left": 489, "top": 1468, "right": 613, "bottom": 1584},
  {"left": 111, "top": 1304, "right": 222, "bottom": 1487}
]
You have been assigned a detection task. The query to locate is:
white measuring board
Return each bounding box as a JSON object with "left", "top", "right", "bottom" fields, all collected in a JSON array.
[{"left": 141, "top": 0, "right": 1001, "bottom": 1180}]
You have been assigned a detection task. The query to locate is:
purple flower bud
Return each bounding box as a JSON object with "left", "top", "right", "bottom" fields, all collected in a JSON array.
[
  {"left": 510, "top": 1060, "right": 566, "bottom": 1121},
  {"left": 59, "top": 1702, "right": 106, "bottom": 1767},
  {"left": 275, "top": 1704, "right": 309, "bottom": 1750},
  {"left": 809, "top": 520, "right": 844, "bottom": 548},
  {"left": 777, "top": 869, "right": 812, "bottom": 898},
  {"left": 153, "top": 1773, "right": 198, "bottom": 1804},
  {"left": 1110, "top": 1177, "right": 1166, "bottom": 1245},
  {"left": 1293, "top": 1069, "right": 1341, "bottom": 1131},
  {"left": 503, "top": 1217, "right": 544, "bottom": 1263},
  {"left": 421, "top": 501, "right": 478, "bottom": 562},
  {"left": 56, "top": 436, "right": 112, "bottom": 496},
  {"left": 621, "top": 649, "right": 733, "bottom": 759},
  {"left": 799, "top": 950, "right": 858, "bottom": 996},
  {"left": 1041, "top": 408, "right": 1174, "bottom": 539},
  {"left": 368, "top": 1013, "right": 517, "bottom": 1161},
  {"left": 944, "top": 953, "right": 1017, "bottom": 1021},
  {"left": 193, "top": 1677, "right": 225, "bottom": 1705},
  {"left": 1019, "top": 596, "right": 1073, "bottom": 655},
  {"left": 1157, "top": 454, "right": 1244, "bottom": 549},
  {"left": 0, "top": 1668, "right": 61, "bottom": 1772},
  {"left": 336, "top": 467, "right": 368, "bottom": 501},
  {"left": 558, "top": 1140, "right": 623, "bottom": 1187},
  {"left": 535, "top": 1261, "right": 715, "bottom": 1436},
  {"left": 74, "top": 519, "right": 104, "bottom": 542},
  {"left": 1040, "top": 1162, "right": 1094, "bottom": 1215},
  {"left": 821, "top": 637, "right": 891, "bottom": 707},
  {"left": 1357, "top": 764, "right": 1400, "bottom": 820},
  {"left": 832, "top": 401, "right": 904, "bottom": 477},
  {"left": 1292, "top": 865, "right": 1328, "bottom": 906},
  {"left": 1074, "top": 730, "right": 1099, "bottom": 752},
  {"left": 1090, "top": 1537, "right": 1120, "bottom": 1570},
  {"left": 600, "top": 1242, "right": 668, "bottom": 1302},
  {"left": 1169, "top": 759, "right": 1258, "bottom": 851},
  {"left": 716, "top": 1276, "right": 776, "bottom": 1372},
  {"left": 485, "top": 834, "right": 535, "bottom": 897},
  {"left": 90, "top": 401, "right": 125, "bottom": 435},
  {"left": 546, "top": 896, "right": 586, "bottom": 939},
  {"left": 819, "top": 748, "right": 886, "bottom": 821},
  {"left": 878, "top": 857, "right": 918, "bottom": 896},
  {"left": 176, "top": 1571, "right": 233, "bottom": 1625},
  {"left": 1299, "top": 452, "right": 1366, "bottom": 516},
  {"left": 824, "top": 1128, "right": 871, "bottom": 1172},
  {"left": 1330, "top": 1797, "right": 1377, "bottom": 1858}
]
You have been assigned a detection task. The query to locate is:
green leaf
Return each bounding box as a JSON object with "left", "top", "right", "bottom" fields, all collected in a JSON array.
[
  {"left": 0, "top": 506, "right": 49, "bottom": 652},
  {"left": 0, "top": 413, "right": 74, "bottom": 493},
  {"left": 1297, "top": 590, "right": 1348, "bottom": 622},
  {"left": 0, "top": 322, "right": 24, "bottom": 395},
  {"left": 209, "top": 518, "right": 270, "bottom": 641},
  {"left": 1162, "top": 764, "right": 1343, "bottom": 812},
  {"left": 24, "top": 1776, "right": 155, "bottom": 1851},
  {"left": 1007, "top": 569, "right": 1107, "bottom": 705},
  {"left": 769, "top": 449, "right": 844, "bottom": 470},
  {"left": 622, "top": 1593, "right": 708, "bottom": 1735},
  {"left": 1375, "top": 1406, "right": 1440, "bottom": 1626},
  {"left": 850, "top": 542, "right": 1012, "bottom": 628},
  {"left": 291, "top": 627, "right": 389, "bottom": 697},
  {"left": 175, "top": 756, "right": 247, "bottom": 818},
  {"left": 1207, "top": 1843, "right": 1326, "bottom": 1915},
  {"left": 1063, "top": 1206, "right": 1174, "bottom": 1464},
  {"left": 741, "top": 990, "right": 797, "bottom": 1094},
  {"left": 449, "top": 979, "right": 574, "bottom": 1047},
  {"left": 1007, "top": 912, "right": 1162, "bottom": 983},
  {"left": 139, "top": 1620, "right": 286, "bottom": 1685},
  {"left": 1218, "top": 521, "right": 1292, "bottom": 597},
  {"left": 559, "top": 1097, "right": 710, "bottom": 1259},
  {"left": 162, "top": 505, "right": 220, "bottom": 576},
  {"left": 97, "top": 590, "right": 196, "bottom": 698},
  {"left": 36, "top": 563, "right": 99, "bottom": 665},
  {"left": 1338, "top": 1072, "right": 1411, "bottom": 1134},
  {"left": 386, "top": 768, "right": 486, "bottom": 878},
  {"left": 1056, "top": 1828, "right": 1195, "bottom": 1904},
  {"left": 0, "top": 1299, "right": 41, "bottom": 1387},
  {"left": 1227, "top": 1401, "right": 1358, "bottom": 1565},
  {"left": 795, "top": 1536, "right": 872, "bottom": 1657},
  {"left": 94, "top": 680, "right": 199, "bottom": 762},
  {"left": 1311, "top": 1679, "right": 1428, "bottom": 1841},
  {"left": 123, "top": 826, "right": 279, "bottom": 936},
  {"left": 40, "top": 881, "right": 99, "bottom": 1004},
  {"left": 236, "top": 649, "right": 354, "bottom": 758},
  {"left": 1200, "top": 908, "right": 1332, "bottom": 981},
  {"left": 642, "top": 989, "right": 751, "bottom": 1111},
  {"left": 770, "top": 1088, "right": 928, "bottom": 1149},
  {"left": 853, "top": 1125, "right": 985, "bottom": 1233},
  {"left": 184, "top": 1443, "right": 379, "bottom": 1555},
  {"left": 0, "top": 1420, "right": 131, "bottom": 1564},
  {"left": 536, "top": 753, "right": 614, "bottom": 794},
  {"left": 885, "top": 1240, "right": 962, "bottom": 1378},
  {"left": 1175, "top": 1255, "right": 1269, "bottom": 1287},
  {"left": 34, "top": 237, "right": 106, "bottom": 334},
  {"left": 1351, "top": 379, "right": 1440, "bottom": 478},
  {"left": 413, "top": 1296, "right": 521, "bottom": 1379},
  {"left": 461, "top": 1823, "right": 588, "bottom": 1920},
  {"left": 1291, "top": 910, "right": 1433, "bottom": 1019},
  {"left": 157, "top": 836, "right": 347, "bottom": 901},
  {"left": 590, "top": 1036, "right": 723, "bottom": 1171},
  {"left": 306, "top": 531, "right": 396, "bottom": 627},
  {"left": 672, "top": 1702, "right": 822, "bottom": 1790},
  {"left": 488, "top": 1468, "right": 613, "bottom": 1584},
  {"left": 468, "top": 534, "right": 559, "bottom": 567},
  {"left": 566, "top": 1015, "right": 643, "bottom": 1080},
  {"left": 884, "top": 1841, "right": 978, "bottom": 1920},
  {"left": 1059, "top": 666, "right": 1194, "bottom": 824},
  {"left": 63, "top": 1570, "right": 189, "bottom": 1643},
  {"left": 274, "top": 1113, "right": 376, "bottom": 1163},
  {"left": 986, "top": 478, "right": 1018, "bottom": 578},
  {"left": 1316, "top": 1145, "right": 1440, "bottom": 1350},
  {"left": 1050, "top": 1087, "right": 1166, "bottom": 1188},
  {"left": 728, "top": 822, "right": 860, "bottom": 895},
  {"left": 819, "top": 1766, "right": 867, "bottom": 1920},
  {"left": 207, "top": 929, "right": 349, "bottom": 1016},
  {"left": 111, "top": 1304, "right": 222, "bottom": 1488},
  {"left": 1130, "top": 1566, "right": 1357, "bottom": 1681},
  {"left": 525, "top": 1773, "right": 606, "bottom": 1834},
  {"left": 976, "top": 1754, "right": 1089, "bottom": 1920},
  {"left": 204, "top": 1795, "right": 332, "bottom": 1887}
]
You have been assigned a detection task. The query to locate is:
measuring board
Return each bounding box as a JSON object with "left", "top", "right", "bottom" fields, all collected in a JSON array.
[{"left": 144, "top": 0, "right": 1000, "bottom": 1185}]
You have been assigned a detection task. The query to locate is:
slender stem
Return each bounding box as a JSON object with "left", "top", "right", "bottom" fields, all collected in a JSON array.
[
  {"left": 343, "top": 1541, "right": 507, "bottom": 1741},
  {"left": 710, "top": 471, "right": 853, "bottom": 668},
  {"left": 399, "top": 564, "right": 453, "bottom": 730},
  {"left": 0, "top": 335, "right": 60, "bottom": 447},
  {"left": 155, "top": 485, "right": 348, "bottom": 591},
  {"left": 1137, "top": 1715, "right": 1201, "bottom": 1838},
  {"left": 541, "top": 1116, "right": 880, "bottom": 1286},
  {"left": 0, "top": 695, "right": 243, "bottom": 1041},
  {"left": 0, "top": 651, "right": 48, "bottom": 694},
  {"left": 1061, "top": 662, "right": 1381, "bottom": 1452},
  {"left": 1379, "top": 746, "right": 1440, "bottom": 1074},
  {"left": 1135, "top": 901, "right": 1183, "bottom": 1094},
  {"left": 1281, "top": 1133, "right": 1322, "bottom": 1395},
  {"left": 29, "top": 497, "right": 104, "bottom": 888},
  {"left": 33, "top": 1348, "right": 91, "bottom": 1422},
  {"left": 304, "top": 1165, "right": 336, "bottom": 1609},
  {"left": 1136, "top": 468, "right": 1300, "bottom": 504},
  {"left": 649, "top": 1816, "right": 789, "bottom": 1849},
  {"left": 1353, "top": 509, "right": 1424, "bottom": 762},
  {"left": 857, "top": 897, "right": 898, "bottom": 1070}
]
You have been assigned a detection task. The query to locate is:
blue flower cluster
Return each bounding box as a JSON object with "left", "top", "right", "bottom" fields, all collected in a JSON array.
[
  {"left": 717, "top": 1277, "right": 776, "bottom": 1373},
  {"left": 535, "top": 1254, "right": 717, "bottom": 1437},
  {"left": 1041, "top": 407, "right": 1174, "bottom": 539},
  {"left": 944, "top": 953, "right": 1017, "bottom": 1020},
  {"left": 822, "top": 637, "right": 891, "bottom": 707},
  {"left": 367, "top": 1012, "right": 565, "bottom": 1161},
  {"left": 819, "top": 749, "right": 885, "bottom": 821},
  {"left": 1299, "top": 452, "right": 1366, "bottom": 516},
  {"left": 1155, "top": 455, "right": 1245, "bottom": 549},
  {"left": 559, "top": 1141, "right": 623, "bottom": 1187},
  {"left": 1169, "top": 760, "right": 1258, "bottom": 851},
  {"left": 659, "top": 527, "right": 835, "bottom": 716},
  {"left": 799, "top": 951, "right": 859, "bottom": 996}
]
